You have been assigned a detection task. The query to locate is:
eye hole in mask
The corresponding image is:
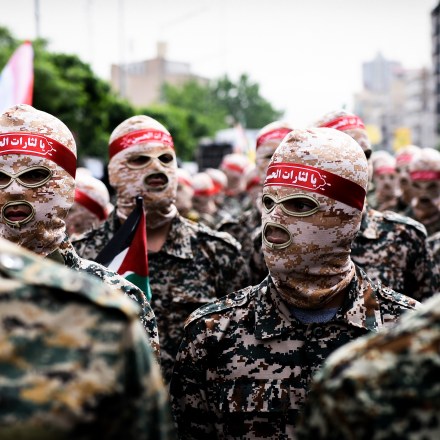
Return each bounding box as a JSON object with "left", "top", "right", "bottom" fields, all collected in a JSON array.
[
  {"left": 126, "top": 153, "right": 174, "bottom": 169},
  {"left": 262, "top": 194, "right": 320, "bottom": 217},
  {"left": 0, "top": 166, "right": 53, "bottom": 189}
]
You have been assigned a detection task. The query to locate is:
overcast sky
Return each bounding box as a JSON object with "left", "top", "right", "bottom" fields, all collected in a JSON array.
[{"left": 1, "top": 0, "right": 438, "bottom": 126}]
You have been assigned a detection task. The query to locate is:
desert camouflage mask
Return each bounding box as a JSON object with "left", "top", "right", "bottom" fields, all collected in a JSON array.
[
  {"left": 108, "top": 115, "right": 178, "bottom": 229},
  {"left": 0, "top": 105, "right": 76, "bottom": 256},
  {"left": 262, "top": 128, "right": 368, "bottom": 309}
]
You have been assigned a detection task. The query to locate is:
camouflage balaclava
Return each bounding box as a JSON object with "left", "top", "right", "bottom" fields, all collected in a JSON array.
[
  {"left": 262, "top": 128, "right": 368, "bottom": 309},
  {"left": 108, "top": 115, "right": 178, "bottom": 229},
  {"left": 408, "top": 147, "right": 440, "bottom": 226},
  {"left": 396, "top": 144, "right": 421, "bottom": 206},
  {"left": 65, "top": 169, "right": 111, "bottom": 236},
  {"left": 371, "top": 150, "right": 398, "bottom": 211},
  {"left": 220, "top": 153, "right": 250, "bottom": 196},
  {"left": 255, "top": 121, "right": 294, "bottom": 182},
  {"left": 0, "top": 104, "right": 76, "bottom": 256},
  {"left": 314, "top": 109, "right": 372, "bottom": 159},
  {"left": 192, "top": 172, "right": 217, "bottom": 216}
]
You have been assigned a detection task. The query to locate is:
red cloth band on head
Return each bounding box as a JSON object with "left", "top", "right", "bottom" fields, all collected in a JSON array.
[
  {"left": 410, "top": 170, "right": 440, "bottom": 181},
  {"left": 178, "top": 176, "right": 193, "bottom": 188},
  {"left": 222, "top": 162, "right": 245, "bottom": 173},
  {"left": 74, "top": 189, "right": 107, "bottom": 221},
  {"left": 0, "top": 132, "right": 76, "bottom": 178},
  {"left": 396, "top": 153, "right": 415, "bottom": 166},
  {"left": 375, "top": 166, "right": 396, "bottom": 175},
  {"left": 264, "top": 162, "right": 366, "bottom": 211},
  {"left": 194, "top": 187, "right": 217, "bottom": 197},
  {"left": 109, "top": 129, "right": 174, "bottom": 159},
  {"left": 246, "top": 175, "right": 261, "bottom": 191},
  {"left": 321, "top": 115, "right": 365, "bottom": 131},
  {"left": 211, "top": 180, "right": 223, "bottom": 194},
  {"left": 256, "top": 128, "right": 292, "bottom": 149}
]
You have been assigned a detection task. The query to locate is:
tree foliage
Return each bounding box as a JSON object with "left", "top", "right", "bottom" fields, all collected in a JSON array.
[{"left": 0, "top": 27, "right": 283, "bottom": 162}]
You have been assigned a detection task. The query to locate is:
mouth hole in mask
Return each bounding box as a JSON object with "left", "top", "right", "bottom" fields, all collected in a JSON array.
[
  {"left": 262, "top": 222, "right": 292, "bottom": 250},
  {"left": 144, "top": 172, "right": 169, "bottom": 190},
  {"left": 2, "top": 201, "right": 35, "bottom": 227}
]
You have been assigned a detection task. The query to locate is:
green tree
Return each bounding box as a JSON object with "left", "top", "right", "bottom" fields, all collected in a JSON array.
[{"left": 212, "top": 74, "right": 283, "bottom": 128}]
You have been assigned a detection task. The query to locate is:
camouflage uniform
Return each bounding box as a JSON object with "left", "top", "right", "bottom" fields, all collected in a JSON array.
[
  {"left": 219, "top": 205, "right": 266, "bottom": 285},
  {"left": 0, "top": 237, "right": 175, "bottom": 440},
  {"left": 55, "top": 234, "right": 159, "bottom": 356},
  {"left": 297, "top": 292, "right": 440, "bottom": 440},
  {"left": 404, "top": 205, "right": 440, "bottom": 237},
  {"left": 170, "top": 267, "right": 419, "bottom": 439},
  {"left": 250, "top": 205, "right": 438, "bottom": 303},
  {"left": 351, "top": 205, "right": 438, "bottom": 302},
  {"left": 428, "top": 230, "right": 440, "bottom": 267},
  {"left": 73, "top": 211, "right": 250, "bottom": 382}
]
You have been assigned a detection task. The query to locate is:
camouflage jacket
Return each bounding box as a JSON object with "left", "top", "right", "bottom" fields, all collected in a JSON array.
[
  {"left": 403, "top": 206, "right": 440, "bottom": 237},
  {"left": 428, "top": 230, "right": 440, "bottom": 268},
  {"left": 297, "top": 292, "right": 440, "bottom": 440},
  {"left": 219, "top": 205, "right": 265, "bottom": 285},
  {"left": 0, "top": 237, "right": 175, "bottom": 440},
  {"left": 170, "top": 267, "right": 419, "bottom": 440},
  {"left": 73, "top": 211, "right": 250, "bottom": 382},
  {"left": 53, "top": 235, "right": 159, "bottom": 357},
  {"left": 351, "top": 206, "right": 438, "bottom": 302}
]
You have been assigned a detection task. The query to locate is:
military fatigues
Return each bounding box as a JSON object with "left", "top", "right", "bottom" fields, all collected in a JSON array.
[
  {"left": 53, "top": 235, "right": 159, "bottom": 357},
  {"left": 0, "top": 238, "right": 174, "bottom": 440},
  {"left": 219, "top": 205, "right": 266, "bottom": 285},
  {"left": 404, "top": 206, "right": 440, "bottom": 237},
  {"left": 73, "top": 211, "right": 250, "bottom": 382},
  {"left": 351, "top": 206, "right": 438, "bottom": 302},
  {"left": 170, "top": 267, "right": 419, "bottom": 439},
  {"left": 296, "top": 292, "right": 440, "bottom": 440}
]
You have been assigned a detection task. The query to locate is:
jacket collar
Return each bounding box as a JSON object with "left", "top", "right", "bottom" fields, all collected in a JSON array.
[{"left": 254, "top": 267, "right": 383, "bottom": 340}]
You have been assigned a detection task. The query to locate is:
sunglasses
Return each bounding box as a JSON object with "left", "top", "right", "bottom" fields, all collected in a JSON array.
[
  {"left": 0, "top": 166, "right": 53, "bottom": 189},
  {"left": 262, "top": 194, "right": 320, "bottom": 217}
]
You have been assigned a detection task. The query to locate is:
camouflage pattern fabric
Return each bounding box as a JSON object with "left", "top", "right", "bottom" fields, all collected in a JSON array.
[
  {"left": 250, "top": 205, "right": 438, "bottom": 303},
  {"left": 351, "top": 205, "right": 438, "bottom": 302},
  {"left": 54, "top": 234, "right": 159, "bottom": 357},
  {"left": 73, "top": 211, "right": 250, "bottom": 382},
  {"left": 296, "top": 292, "right": 440, "bottom": 440},
  {"left": 170, "top": 267, "right": 419, "bottom": 439},
  {"left": 404, "top": 205, "right": 440, "bottom": 237},
  {"left": 428, "top": 230, "right": 440, "bottom": 268},
  {"left": 0, "top": 237, "right": 175, "bottom": 440},
  {"left": 219, "top": 205, "right": 265, "bottom": 285}
]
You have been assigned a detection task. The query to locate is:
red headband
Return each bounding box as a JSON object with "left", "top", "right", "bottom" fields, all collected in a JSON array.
[
  {"left": 410, "top": 170, "right": 440, "bottom": 181},
  {"left": 0, "top": 132, "right": 76, "bottom": 178},
  {"left": 396, "top": 153, "right": 415, "bottom": 166},
  {"left": 264, "top": 162, "right": 366, "bottom": 211},
  {"left": 222, "top": 162, "right": 246, "bottom": 173},
  {"left": 375, "top": 166, "right": 396, "bottom": 175},
  {"left": 194, "top": 187, "right": 217, "bottom": 197},
  {"left": 321, "top": 115, "right": 365, "bottom": 131},
  {"left": 74, "top": 188, "right": 107, "bottom": 221},
  {"left": 109, "top": 129, "right": 174, "bottom": 159},
  {"left": 256, "top": 128, "right": 292, "bottom": 149}
]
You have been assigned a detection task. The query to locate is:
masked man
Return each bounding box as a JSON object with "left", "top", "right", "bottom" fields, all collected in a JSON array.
[
  {"left": 406, "top": 147, "right": 440, "bottom": 236},
  {"left": 170, "top": 128, "right": 418, "bottom": 439},
  {"left": 0, "top": 104, "right": 158, "bottom": 354},
  {"left": 73, "top": 115, "right": 249, "bottom": 382}
]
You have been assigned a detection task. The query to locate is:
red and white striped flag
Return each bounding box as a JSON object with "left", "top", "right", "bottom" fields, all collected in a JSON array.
[{"left": 0, "top": 41, "right": 34, "bottom": 113}]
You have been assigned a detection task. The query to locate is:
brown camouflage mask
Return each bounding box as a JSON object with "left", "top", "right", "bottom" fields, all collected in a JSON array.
[
  {"left": 409, "top": 148, "right": 440, "bottom": 223},
  {"left": 0, "top": 105, "right": 76, "bottom": 256},
  {"left": 66, "top": 170, "right": 110, "bottom": 236},
  {"left": 108, "top": 115, "right": 177, "bottom": 229},
  {"left": 371, "top": 151, "right": 398, "bottom": 208},
  {"left": 395, "top": 145, "right": 421, "bottom": 205},
  {"left": 262, "top": 128, "right": 368, "bottom": 309}
]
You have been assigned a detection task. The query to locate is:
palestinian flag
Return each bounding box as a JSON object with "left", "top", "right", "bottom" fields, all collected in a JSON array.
[{"left": 95, "top": 196, "right": 151, "bottom": 301}]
